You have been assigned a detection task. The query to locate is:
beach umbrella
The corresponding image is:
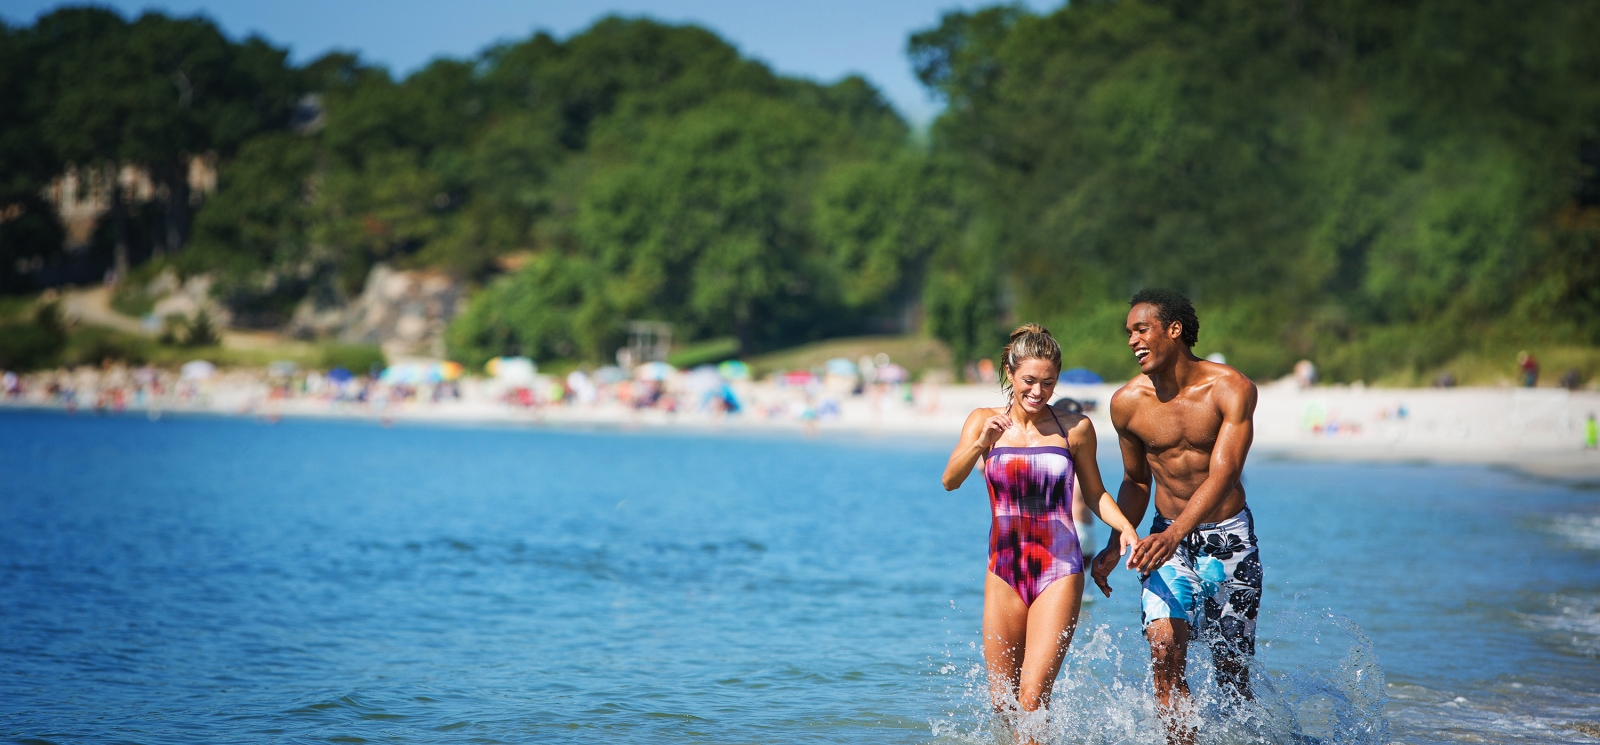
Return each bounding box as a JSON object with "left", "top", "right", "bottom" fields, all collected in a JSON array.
[
  {"left": 440, "top": 361, "right": 464, "bottom": 381},
  {"left": 824, "top": 357, "right": 857, "bottom": 377},
  {"left": 327, "top": 367, "right": 353, "bottom": 383},
  {"left": 380, "top": 363, "right": 430, "bottom": 384},
  {"left": 1060, "top": 367, "right": 1103, "bottom": 385},
  {"left": 593, "top": 366, "right": 629, "bottom": 384},
  {"left": 875, "top": 363, "right": 909, "bottom": 384},
  {"left": 717, "top": 359, "right": 750, "bottom": 380},
  {"left": 267, "top": 360, "right": 298, "bottom": 378},
  {"left": 781, "top": 369, "right": 816, "bottom": 387},
  {"left": 489, "top": 356, "right": 537, "bottom": 385},
  {"left": 180, "top": 360, "right": 216, "bottom": 381},
  {"left": 635, "top": 361, "right": 677, "bottom": 381}
]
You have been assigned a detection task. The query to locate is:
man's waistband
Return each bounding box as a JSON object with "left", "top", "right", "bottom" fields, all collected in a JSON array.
[{"left": 1152, "top": 505, "right": 1252, "bottom": 533}]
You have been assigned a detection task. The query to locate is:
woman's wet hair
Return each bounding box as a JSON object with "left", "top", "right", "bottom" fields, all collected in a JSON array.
[{"left": 1000, "top": 323, "right": 1062, "bottom": 398}]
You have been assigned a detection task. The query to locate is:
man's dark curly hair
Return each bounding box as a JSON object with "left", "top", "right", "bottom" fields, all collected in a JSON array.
[{"left": 1129, "top": 288, "right": 1199, "bottom": 347}]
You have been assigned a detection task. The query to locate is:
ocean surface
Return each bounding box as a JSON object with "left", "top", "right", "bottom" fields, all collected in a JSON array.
[{"left": 1, "top": 410, "right": 1596, "bottom": 744}]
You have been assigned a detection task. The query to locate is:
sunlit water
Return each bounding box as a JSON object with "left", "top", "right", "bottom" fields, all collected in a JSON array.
[{"left": 1, "top": 410, "right": 1596, "bottom": 744}]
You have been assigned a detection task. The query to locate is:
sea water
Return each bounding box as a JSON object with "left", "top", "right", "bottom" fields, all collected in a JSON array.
[{"left": 0, "top": 410, "right": 1595, "bottom": 744}]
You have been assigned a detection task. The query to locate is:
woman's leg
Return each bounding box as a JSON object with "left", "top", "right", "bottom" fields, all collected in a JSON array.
[
  {"left": 1017, "top": 573, "right": 1084, "bottom": 712},
  {"left": 983, "top": 572, "right": 1030, "bottom": 713}
]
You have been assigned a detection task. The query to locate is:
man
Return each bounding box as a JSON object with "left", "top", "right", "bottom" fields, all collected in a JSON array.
[{"left": 1090, "top": 288, "right": 1260, "bottom": 744}]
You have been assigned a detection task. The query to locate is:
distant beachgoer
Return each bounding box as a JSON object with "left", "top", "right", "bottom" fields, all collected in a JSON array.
[
  {"left": 942, "top": 324, "right": 1141, "bottom": 744},
  {"left": 1091, "top": 289, "right": 1261, "bottom": 745},
  {"left": 1518, "top": 351, "right": 1539, "bottom": 388},
  {"left": 1293, "top": 359, "right": 1316, "bottom": 389},
  {"left": 1559, "top": 369, "right": 1581, "bottom": 391},
  {"left": 1586, "top": 413, "right": 1597, "bottom": 450}
]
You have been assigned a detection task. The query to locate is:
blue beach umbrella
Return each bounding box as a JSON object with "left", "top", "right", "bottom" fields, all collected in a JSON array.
[{"left": 1060, "top": 367, "right": 1103, "bottom": 385}]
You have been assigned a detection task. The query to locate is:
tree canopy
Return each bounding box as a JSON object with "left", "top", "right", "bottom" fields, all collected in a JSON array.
[
  {"left": 912, "top": 0, "right": 1600, "bottom": 380},
  {"left": 3, "top": 2, "right": 1598, "bottom": 381}
]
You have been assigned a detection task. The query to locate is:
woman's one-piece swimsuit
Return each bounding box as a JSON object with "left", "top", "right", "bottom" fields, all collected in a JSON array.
[{"left": 982, "top": 409, "right": 1082, "bottom": 606}]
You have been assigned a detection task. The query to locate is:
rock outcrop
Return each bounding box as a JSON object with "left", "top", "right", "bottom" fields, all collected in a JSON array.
[{"left": 327, "top": 265, "right": 463, "bottom": 360}]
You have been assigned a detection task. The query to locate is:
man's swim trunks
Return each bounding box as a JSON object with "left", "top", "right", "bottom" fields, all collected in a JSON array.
[{"left": 1139, "top": 507, "right": 1262, "bottom": 656}]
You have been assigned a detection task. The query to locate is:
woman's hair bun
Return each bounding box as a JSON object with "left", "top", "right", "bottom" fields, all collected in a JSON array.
[{"left": 1010, "top": 323, "right": 1048, "bottom": 342}]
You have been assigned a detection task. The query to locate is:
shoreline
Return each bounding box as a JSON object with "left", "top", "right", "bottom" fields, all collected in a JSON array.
[{"left": 6, "top": 380, "right": 1598, "bottom": 483}]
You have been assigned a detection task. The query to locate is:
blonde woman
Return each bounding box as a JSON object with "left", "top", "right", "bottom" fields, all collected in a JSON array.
[{"left": 942, "top": 324, "right": 1140, "bottom": 740}]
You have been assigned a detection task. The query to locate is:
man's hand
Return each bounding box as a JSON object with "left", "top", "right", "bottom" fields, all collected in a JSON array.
[
  {"left": 1090, "top": 545, "right": 1121, "bottom": 597},
  {"left": 1128, "top": 530, "right": 1181, "bottom": 573}
]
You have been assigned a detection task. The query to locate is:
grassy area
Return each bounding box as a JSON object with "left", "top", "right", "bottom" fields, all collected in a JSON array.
[
  {"left": 0, "top": 292, "right": 39, "bottom": 321},
  {"left": 43, "top": 324, "right": 386, "bottom": 372},
  {"left": 667, "top": 337, "right": 739, "bottom": 368},
  {"left": 744, "top": 335, "right": 952, "bottom": 380},
  {"left": 1374, "top": 345, "right": 1600, "bottom": 389}
]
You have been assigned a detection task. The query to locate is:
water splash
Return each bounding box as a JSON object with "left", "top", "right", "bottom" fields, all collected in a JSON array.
[{"left": 929, "top": 608, "right": 1389, "bottom": 745}]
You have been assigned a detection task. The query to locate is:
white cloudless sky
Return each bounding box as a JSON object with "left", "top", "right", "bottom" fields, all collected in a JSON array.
[{"left": 4, "top": 0, "right": 1057, "bottom": 124}]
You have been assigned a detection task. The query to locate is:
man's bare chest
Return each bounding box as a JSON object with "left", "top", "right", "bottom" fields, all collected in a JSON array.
[{"left": 1126, "top": 401, "right": 1222, "bottom": 454}]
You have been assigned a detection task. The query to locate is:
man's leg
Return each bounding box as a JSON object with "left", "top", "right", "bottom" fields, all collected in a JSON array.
[
  {"left": 1147, "top": 618, "right": 1195, "bottom": 745},
  {"left": 1142, "top": 551, "right": 1203, "bottom": 745},
  {"left": 1205, "top": 517, "right": 1262, "bottom": 702}
]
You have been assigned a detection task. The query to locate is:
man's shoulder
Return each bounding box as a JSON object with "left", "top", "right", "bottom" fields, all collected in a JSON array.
[
  {"left": 1198, "top": 362, "right": 1258, "bottom": 413},
  {"left": 1112, "top": 375, "right": 1154, "bottom": 399},
  {"left": 1109, "top": 376, "right": 1153, "bottom": 421},
  {"left": 1202, "top": 362, "right": 1257, "bottom": 397}
]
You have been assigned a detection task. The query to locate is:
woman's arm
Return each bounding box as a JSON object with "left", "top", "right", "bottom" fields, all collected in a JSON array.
[
  {"left": 942, "top": 408, "right": 1010, "bottom": 491},
  {"left": 1067, "top": 415, "right": 1141, "bottom": 548}
]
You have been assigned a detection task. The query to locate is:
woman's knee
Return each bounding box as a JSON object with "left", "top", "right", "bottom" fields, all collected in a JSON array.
[{"left": 1016, "top": 680, "right": 1051, "bottom": 711}]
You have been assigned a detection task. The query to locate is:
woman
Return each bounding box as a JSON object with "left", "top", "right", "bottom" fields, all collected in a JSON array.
[{"left": 942, "top": 324, "right": 1140, "bottom": 738}]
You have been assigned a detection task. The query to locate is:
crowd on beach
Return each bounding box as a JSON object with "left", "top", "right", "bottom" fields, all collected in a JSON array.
[
  {"left": 0, "top": 354, "right": 952, "bottom": 427},
  {"left": 4, "top": 350, "right": 1597, "bottom": 457}
]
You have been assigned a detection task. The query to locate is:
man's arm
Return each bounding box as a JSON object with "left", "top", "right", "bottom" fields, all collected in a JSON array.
[
  {"left": 1091, "top": 388, "right": 1151, "bottom": 596},
  {"left": 1129, "top": 375, "right": 1257, "bottom": 572}
]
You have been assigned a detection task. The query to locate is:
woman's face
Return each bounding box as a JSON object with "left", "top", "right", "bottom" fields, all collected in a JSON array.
[{"left": 1009, "top": 357, "right": 1059, "bottom": 415}]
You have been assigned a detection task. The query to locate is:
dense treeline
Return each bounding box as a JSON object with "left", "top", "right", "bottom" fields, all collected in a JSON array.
[
  {"left": 913, "top": 0, "right": 1600, "bottom": 380},
  {"left": 2, "top": 2, "right": 1598, "bottom": 381}
]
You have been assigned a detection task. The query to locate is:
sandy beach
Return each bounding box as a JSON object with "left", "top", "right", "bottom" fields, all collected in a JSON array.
[{"left": 6, "top": 366, "right": 1597, "bottom": 483}]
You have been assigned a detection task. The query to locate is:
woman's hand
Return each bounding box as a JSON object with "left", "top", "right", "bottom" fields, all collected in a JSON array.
[
  {"left": 944, "top": 408, "right": 1011, "bottom": 491},
  {"left": 975, "top": 413, "right": 1013, "bottom": 449},
  {"left": 1117, "top": 527, "right": 1140, "bottom": 562}
]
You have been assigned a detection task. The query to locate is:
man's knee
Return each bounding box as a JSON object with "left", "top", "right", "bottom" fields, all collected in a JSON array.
[{"left": 1145, "top": 618, "right": 1190, "bottom": 660}]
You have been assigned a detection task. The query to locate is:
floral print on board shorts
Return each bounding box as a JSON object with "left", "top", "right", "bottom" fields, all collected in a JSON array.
[{"left": 1139, "top": 507, "right": 1262, "bottom": 656}]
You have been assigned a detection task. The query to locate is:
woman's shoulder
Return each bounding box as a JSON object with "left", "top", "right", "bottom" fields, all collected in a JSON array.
[
  {"left": 1049, "top": 404, "right": 1094, "bottom": 432},
  {"left": 965, "top": 405, "right": 1007, "bottom": 420}
]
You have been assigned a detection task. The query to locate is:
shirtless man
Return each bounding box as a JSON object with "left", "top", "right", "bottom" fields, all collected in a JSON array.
[{"left": 1089, "top": 289, "right": 1260, "bottom": 744}]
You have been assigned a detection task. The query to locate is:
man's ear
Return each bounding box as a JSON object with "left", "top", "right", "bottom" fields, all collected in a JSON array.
[{"left": 1167, "top": 322, "right": 1184, "bottom": 341}]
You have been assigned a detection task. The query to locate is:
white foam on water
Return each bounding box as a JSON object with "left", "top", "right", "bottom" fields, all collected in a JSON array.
[
  {"left": 927, "top": 608, "right": 1388, "bottom": 745},
  {"left": 1385, "top": 680, "right": 1600, "bottom": 744},
  {"left": 1517, "top": 593, "right": 1600, "bottom": 657},
  {"left": 1544, "top": 514, "right": 1600, "bottom": 551}
]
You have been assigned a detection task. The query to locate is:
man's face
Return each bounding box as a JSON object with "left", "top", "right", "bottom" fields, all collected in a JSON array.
[{"left": 1126, "top": 303, "right": 1184, "bottom": 375}]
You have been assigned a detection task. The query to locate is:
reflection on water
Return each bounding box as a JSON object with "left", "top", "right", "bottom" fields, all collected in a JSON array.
[{"left": 0, "top": 411, "right": 1596, "bottom": 744}]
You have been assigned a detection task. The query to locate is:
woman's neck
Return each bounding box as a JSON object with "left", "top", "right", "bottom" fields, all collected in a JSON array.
[{"left": 1006, "top": 399, "right": 1049, "bottom": 430}]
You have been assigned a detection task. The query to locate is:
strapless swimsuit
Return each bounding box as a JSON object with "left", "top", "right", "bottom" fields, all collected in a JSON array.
[{"left": 982, "top": 408, "right": 1082, "bottom": 606}]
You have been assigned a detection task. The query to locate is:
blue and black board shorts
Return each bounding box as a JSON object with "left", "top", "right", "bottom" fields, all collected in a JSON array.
[{"left": 1139, "top": 507, "right": 1263, "bottom": 656}]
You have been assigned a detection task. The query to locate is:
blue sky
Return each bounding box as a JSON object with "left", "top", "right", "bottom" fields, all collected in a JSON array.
[{"left": 4, "top": 0, "right": 1056, "bottom": 124}]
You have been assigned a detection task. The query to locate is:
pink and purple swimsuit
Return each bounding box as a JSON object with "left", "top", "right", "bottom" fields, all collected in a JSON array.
[{"left": 982, "top": 411, "right": 1082, "bottom": 606}]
